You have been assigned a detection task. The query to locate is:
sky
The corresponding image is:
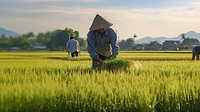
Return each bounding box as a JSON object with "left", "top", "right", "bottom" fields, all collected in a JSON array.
[{"left": 1, "top": 0, "right": 200, "bottom": 40}]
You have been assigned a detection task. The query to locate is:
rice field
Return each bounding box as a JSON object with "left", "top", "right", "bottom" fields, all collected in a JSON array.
[{"left": 0, "top": 51, "right": 200, "bottom": 112}]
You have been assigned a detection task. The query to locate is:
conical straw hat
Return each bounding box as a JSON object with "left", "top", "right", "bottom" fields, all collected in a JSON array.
[{"left": 89, "top": 14, "right": 113, "bottom": 30}]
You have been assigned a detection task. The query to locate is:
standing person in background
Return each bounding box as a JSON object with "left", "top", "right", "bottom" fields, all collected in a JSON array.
[
  {"left": 192, "top": 46, "right": 200, "bottom": 60},
  {"left": 66, "top": 36, "right": 80, "bottom": 58},
  {"left": 87, "top": 14, "right": 119, "bottom": 69}
]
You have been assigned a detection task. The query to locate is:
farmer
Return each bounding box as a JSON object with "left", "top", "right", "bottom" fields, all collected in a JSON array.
[
  {"left": 66, "top": 36, "right": 80, "bottom": 57},
  {"left": 87, "top": 14, "right": 119, "bottom": 69},
  {"left": 192, "top": 46, "right": 200, "bottom": 60}
]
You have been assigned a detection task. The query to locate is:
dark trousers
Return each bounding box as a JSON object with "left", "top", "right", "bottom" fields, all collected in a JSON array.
[
  {"left": 71, "top": 51, "right": 79, "bottom": 57},
  {"left": 192, "top": 49, "right": 199, "bottom": 60}
]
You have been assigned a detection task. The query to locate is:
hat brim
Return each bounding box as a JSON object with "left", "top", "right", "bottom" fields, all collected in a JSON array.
[{"left": 89, "top": 14, "right": 113, "bottom": 30}]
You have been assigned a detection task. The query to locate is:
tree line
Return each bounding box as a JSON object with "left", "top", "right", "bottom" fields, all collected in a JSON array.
[
  {"left": 0, "top": 28, "right": 86, "bottom": 51},
  {"left": 1, "top": 29, "right": 199, "bottom": 51},
  {"left": 118, "top": 33, "right": 200, "bottom": 50}
]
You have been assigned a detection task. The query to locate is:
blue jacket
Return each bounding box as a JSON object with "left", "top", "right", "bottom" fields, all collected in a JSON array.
[
  {"left": 87, "top": 28, "right": 119, "bottom": 58},
  {"left": 193, "top": 46, "right": 200, "bottom": 53}
]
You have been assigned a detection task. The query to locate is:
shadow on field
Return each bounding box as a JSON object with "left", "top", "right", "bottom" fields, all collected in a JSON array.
[
  {"left": 46, "top": 57, "right": 193, "bottom": 62},
  {"left": 131, "top": 58, "right": 192, "bottom": 61},
  {"left": 45, "top": 57, "right": 91, "bottom": 61}
]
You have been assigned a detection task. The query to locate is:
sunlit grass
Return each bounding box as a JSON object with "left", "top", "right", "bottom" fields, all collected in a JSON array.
[{"left": 0, "top": 51, "right": 200, "bottom": 111}]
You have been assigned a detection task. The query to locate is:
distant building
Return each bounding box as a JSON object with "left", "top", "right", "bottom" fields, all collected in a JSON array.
[
  {"left": 144, "top": 45, "right": 162, "bottom": 50},
  {"left": 8, "top": 47, "right": 20, "bottom": 51},
  {"left": 144, "top": 41, "right": 162, "bottom": 50},
  {"left": 28, "top": 46, "right": 47, "bottom": 50},
  {"left": 135, "top": 44, "right": 144, "bottom": 51},
  {"left": 162, "top": 40, "right": 181, "bottom": 50}
]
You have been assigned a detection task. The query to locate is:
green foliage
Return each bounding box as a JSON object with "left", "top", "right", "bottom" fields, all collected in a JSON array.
[
  {"left": 0, "top": 36, "right": 11, "bottom": 49},
  {"left": 0, "top": 28, "right": 86, "bottom": 51},
  {"left": 119, "top": 38, "right": 135, "bottom": 50},
  {"left": 77, "top": 37, "right": 86, "bottom": 48},
  {"left": 48, "top": 29, "right": 68, "bottom": 51},
  {"left": 9, "top": 36, "right": 31, "bottom": 49},
  {"left": 182, "top": 38, "right": 199, "bottom": 47},
  {"left": 22, "top": 32, "right": 35, "bottom": 38},
  {"left": 47, "top": 28, "right": 86, "bottom": 51}
]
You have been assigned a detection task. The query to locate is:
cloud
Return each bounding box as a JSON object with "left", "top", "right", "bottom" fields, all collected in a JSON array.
[
  {"left": 18, "top": 0, "right": 66, "bottom": 2},
  {"left": 79, "top": 0, "right": 100, "bottom": 2},
  {"left": 17, "top": 0, "right": 100, "bottom": 3},
  {"left": 1, "top": 1, "right": 200, "bottom": 38}
]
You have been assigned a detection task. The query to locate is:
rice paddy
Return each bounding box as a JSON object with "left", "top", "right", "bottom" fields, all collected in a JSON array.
[{"left": 0, "top": 51, "right": 200, "bottom": 111}]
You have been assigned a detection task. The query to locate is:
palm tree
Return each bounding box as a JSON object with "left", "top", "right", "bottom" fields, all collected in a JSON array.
[
  {"left": 133, "top": 34, "right": 137, "bottom": 38},
  {"left": 133, "top": 34, "right": 137, "bottom": 44},
  {"left": 181, "top": 33, "right": 186, "bottom": 40}
]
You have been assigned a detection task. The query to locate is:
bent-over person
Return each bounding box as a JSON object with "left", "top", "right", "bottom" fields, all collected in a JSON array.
[
  {"left": 192, "top": 46, "right": 200, "bottom": 60},
  {"left": 66, "top": 36, "right": 80, "bottom": 57},
  {"left": 87, "top": 14, "right": 119, "bottom": 69}
]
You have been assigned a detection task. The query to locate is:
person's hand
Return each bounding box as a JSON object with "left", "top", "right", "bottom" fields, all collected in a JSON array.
[
  {"left": 93, "top": 55, "right": 104, "bottom": 63},
  {"left": 112, "top": 55, "right": 116, "bottom": 58},
  {"left": 107, "top": 55, "right": 116, "bottom": 60}
]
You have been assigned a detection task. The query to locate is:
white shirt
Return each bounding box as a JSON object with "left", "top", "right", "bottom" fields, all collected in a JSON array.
[{"left": 66, "top": 39, "right": 80, "bottom": 53}]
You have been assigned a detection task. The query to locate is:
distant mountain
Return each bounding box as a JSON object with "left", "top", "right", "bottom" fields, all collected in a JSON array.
[
  {"left": 0, "top": 27, "right": 20, "bottom": 37},
  {"left": 136, "top": 31, "right": 200, "bottom": 44},
  {"left": 136, "top": 37, "right": 171, "bottom": 44},
  {"left": 176, "top": 31, "right": 200, "bottom": 40}
]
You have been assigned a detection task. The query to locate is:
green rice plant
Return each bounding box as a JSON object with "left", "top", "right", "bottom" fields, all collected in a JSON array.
[
  {"left": 103, "top": 59, "right": 132, "bottom": 71},
  {"left": 1, "top": 51, "right": 200, "bottom": 111}
]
